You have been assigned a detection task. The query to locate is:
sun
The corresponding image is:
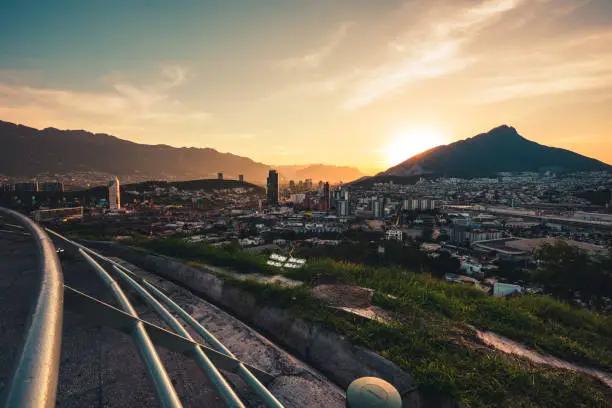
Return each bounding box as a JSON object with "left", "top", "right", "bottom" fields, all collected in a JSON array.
[{"left": 384, "top": 128, "right": 446, "bottom": 167}]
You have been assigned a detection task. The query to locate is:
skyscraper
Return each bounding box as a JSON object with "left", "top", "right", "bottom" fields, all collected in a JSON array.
[
  {"left": 108, "top": 177, "right": 120, "bottom": 210},
  {"left": 40, "top": 181, "right": 64, "bottom": 193},
  {"left": 14, "top": 182, "right": 38, "bottom": 193},
  {"left": 323, "top": 182, "right": 330, "bottom": 209},
  {"left": 238, "top": 174, "right": 244, "bottom": 182},
  {"left": 372, "top": 197, "right": 383, "bottom": 218},
  {"left": 336, "top": 200, "right": 349, "bottom": 217},
  {"left": 266, "top": 170, "right": 279, "bottom": 205}
]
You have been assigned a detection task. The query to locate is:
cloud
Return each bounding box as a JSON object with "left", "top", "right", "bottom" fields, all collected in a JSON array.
[
  {"left": 160, "top": 64, "right": 187, "bottom": 88},
  {"left": 471, "top": 29, "right": 612, "bottom": 103},
  {"left": 277, "top": 22, "right": 353, "bottom": 70},
  {"left": 0, "top": 65, "right": 212, "bottom": 127},
  {"left": 260, "top": 70, "right": 362, "bottom": 102},
  {"left": 342, "top": 0, "right": 525, "bottom": 110}
]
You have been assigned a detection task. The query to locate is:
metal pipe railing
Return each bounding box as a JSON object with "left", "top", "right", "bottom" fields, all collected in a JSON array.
[
  {"left": 78, "top": 249, "right": 183, "bottom": 408},
  {"left": 45, "top": 229, "right": 284, "bottom": 408},
  {"left": 110, "top": 265, "right": 246, "bottom": 408},
  {"left": 115, "top": 264, "right": 285, "bottom": 408},
  {"left": 47, "top": 229, "right": 284, "bottom": 408},
  {"left": 0, "top": 207, "right": 64, "bottom": 408}
]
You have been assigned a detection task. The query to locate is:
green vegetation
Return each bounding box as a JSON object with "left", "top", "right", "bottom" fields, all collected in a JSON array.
[
  {"left": 289, "top": 259, "right": 612, "bottom": 373},
  {"left": 534, "top": 240, "right": 612, "bottom": 306},
  {"left": 225, "top": 277, "right": 611, "bottom": 408},
  {"left": 137, "top": 238, "right": 277, "bottom": 275},
  {"left": 128, "top": 238, "right": 612, "bottom": 407}
]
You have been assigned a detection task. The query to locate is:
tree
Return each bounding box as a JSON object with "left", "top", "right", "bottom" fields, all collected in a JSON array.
[
  {"left": 429, "top": 251, "right": 460, "bottom": 278},
  {"left": 533, "top": 240, "right": 612, "bottom": 304}
]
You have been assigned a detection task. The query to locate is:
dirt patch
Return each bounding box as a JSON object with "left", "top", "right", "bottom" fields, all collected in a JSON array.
[
  {"left": 475, "top": 329, "right": 612, "bottom": 388},
  {"left": 311, "top": 284, "right": 374, "bottom": 308}
]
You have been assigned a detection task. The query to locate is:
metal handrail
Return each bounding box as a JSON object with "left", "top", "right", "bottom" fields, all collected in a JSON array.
[
  {"left": 45, "top": 229, "right": 285, "bottom": 408},
  {"left": 0, "top": 207, "right": 64, "bottom": 408},
  {"left": 78, "top": 249, "right": 183, "bottom": 408},
  {"left": 110, "top": 265, "right": 246, "bottom": 408},
  {"left": 137, "top": 276, "right": 286, "bottom": 408}
]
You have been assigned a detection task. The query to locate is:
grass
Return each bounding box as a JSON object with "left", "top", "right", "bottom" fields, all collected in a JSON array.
[
  {"left": 225, "top": 277, "right": 611, "bottom": 408},
  {"left": 135, "top": 238, "right": 277, "bottom": 275},
  {"left": 129, "top": 239, "right": 612, "bottom": 407},
  {"left": 290, "top": 259, "right": 612, "bottom": 373}
]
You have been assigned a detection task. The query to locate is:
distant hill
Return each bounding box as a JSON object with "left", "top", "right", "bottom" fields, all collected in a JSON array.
[
  {"left": 125, "top": 179, "right": 264, "bottom": 193},
  {"left": 0, "top": 120, "right": 362, "bottom": 184},
  {"left": 277, "top": 164, "right": 364, "bottom": 183},
  {"left": 0, "top": 120, "right": 273, "bottom": 182},
  {"left": 381, "top": 125, "right": 611, "bottom": 177},
  {"left": 348, "top": 175, "right": 427, "bottom": 188},
  {"left": 61, "top": 178, "right": 265, "bottom": 202}
]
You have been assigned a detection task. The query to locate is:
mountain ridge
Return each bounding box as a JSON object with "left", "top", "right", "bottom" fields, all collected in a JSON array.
[
  {"left": 0, "top": 120, "right": 362, "bottom": 183},
  {"left": 380, "top": 125, "right": 610, "bottom": 178}
]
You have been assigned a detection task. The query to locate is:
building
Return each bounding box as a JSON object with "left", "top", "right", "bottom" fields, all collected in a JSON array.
[
  {"left": 451, "top": 225, "right": 502, "bottom": 244},
  {"left": 386, "top": 229, "right": 403, "bottom": 241},
  {"left": 402, "top": 197, "right": 437, "bottom": 211},
  {"left": 217, "top": 172, "right": 223, "bottom": 180},
  {"left": 493, "top": 282, "right": 523, "bottom": 298},
  {"left": 372, "top": 197, "right": 383, "bottom": 218},
  {"left": 108, "top": 177, "right": 121, "bottom": 210},
  {"left": 238, "top": 174, "right": 244, "bottom": 182},
  {"left": 1, "top": 183, "right": 14, "bottom": 192},
  {"left": 266, "top": 170, "right": 279, "bottom": 205},
  {"left": 40, "top": 181, "right": 64, "bottom": 193},
  {"left": 14, "top": 182, "right": 38, "bottom": 193},
  {"left": 323, "top": 182, "right": 330, "bottom": 209},
  {"left": 336, "top": 200, "right": 349, "bottom": 217},
  {"left": 290, "top": 193, "right": 306, "bottom": 204}
]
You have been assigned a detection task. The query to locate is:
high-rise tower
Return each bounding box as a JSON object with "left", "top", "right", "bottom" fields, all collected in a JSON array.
[
  {"left": 108, "top": 176, "right": 121, "bottom": 210},
  {"left": 266, "top": 170, "right": 279, "bottom": 205}
]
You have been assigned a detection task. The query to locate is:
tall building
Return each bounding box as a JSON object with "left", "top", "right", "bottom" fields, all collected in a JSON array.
[
  {"left": 266, "top": 170, "right": 279, "bottom": 205},
  {"left": 372, "top": 197, "right": 383, "bottom": 218},
  {"left": 1, "top": 183, "right": 14, "bottom": 192},
  {"left": 238, "top": 174, "right": 244, "bottom": 182},
  {"left": 402, "top": 196, "right": 437, "bottom": 211},
  {"left": 40, "top": 181, "right": 64, "bottom": 193},
  {"left": 108, "top": 177, "right": 121, "bottom": 210},
  {"left": 217, "top": 172, "right": 223, "bottom": 180},
  {"left": 14, "top": 182, "right": 38, "bottom": 193},
  {"left": 336, "top": 200, "right": 349, "bottom": 217},
  {"left": 323, "top": 182, "right": 330, "bottom": 209}
]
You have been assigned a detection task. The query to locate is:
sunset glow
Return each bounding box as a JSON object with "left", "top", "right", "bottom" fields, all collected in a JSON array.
[
  {"left": 384, "top": 128, "right": 446, "bottom": 167},
  {"left": 0, "top": 0, "right": 611, "bottom": 169}
]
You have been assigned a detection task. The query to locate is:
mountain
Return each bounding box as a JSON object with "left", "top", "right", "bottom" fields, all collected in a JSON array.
[
  {"left": 0, "top": 120, "right": 273, "bottom": 181},
  {"left": 277, "top": 164, "right": 364, "bottom": 183},
  {"left": 381, "top": 125, "right": 611, "bottom": 177},
  {"left": 0, "top": 120, "right": 360, "bottom": 184}
]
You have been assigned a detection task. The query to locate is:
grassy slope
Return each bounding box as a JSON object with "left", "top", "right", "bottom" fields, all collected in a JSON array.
[{"left": 131, "top": 239, "right": 612, "bottom": 407}]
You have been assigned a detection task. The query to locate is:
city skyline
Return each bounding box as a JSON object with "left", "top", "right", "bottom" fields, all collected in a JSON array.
[{"left": 1, "top": 0, "right": 612, "bottom": 171}]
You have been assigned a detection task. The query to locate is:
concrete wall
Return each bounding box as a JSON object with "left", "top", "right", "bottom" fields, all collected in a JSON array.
[{"left": 81, "top": 241, "right": 460, "bottom": 408}]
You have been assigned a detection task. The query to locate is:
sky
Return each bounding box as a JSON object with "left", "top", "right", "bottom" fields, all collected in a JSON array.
[{"left": 1, "top": 0, "right": 612, "bottom": 173}]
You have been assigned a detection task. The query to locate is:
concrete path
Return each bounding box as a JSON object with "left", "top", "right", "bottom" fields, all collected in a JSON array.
[{"left": 44, "top": 231, "right": 345, "bottom": 407}]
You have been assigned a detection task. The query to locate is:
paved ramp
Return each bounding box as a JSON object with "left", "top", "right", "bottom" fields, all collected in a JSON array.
[{"left": 52, "top": 238, "right": 345, "bottom": 407}]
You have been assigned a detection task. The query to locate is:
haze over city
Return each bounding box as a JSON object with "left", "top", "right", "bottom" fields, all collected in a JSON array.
[{"left": 1, "top": 0, "right": 612, "bottom": 171}]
